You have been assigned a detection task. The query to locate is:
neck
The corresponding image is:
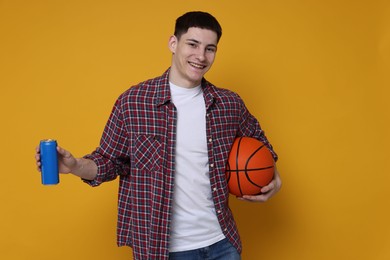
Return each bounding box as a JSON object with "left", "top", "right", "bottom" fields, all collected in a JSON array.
[{"left": 168, "top": 67, "right": 201, "bottom": 89}]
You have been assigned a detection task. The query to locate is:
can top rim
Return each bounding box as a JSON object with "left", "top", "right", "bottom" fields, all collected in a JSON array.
[{"left": 41, "top": 139, "right": 57, "bottom": 142}]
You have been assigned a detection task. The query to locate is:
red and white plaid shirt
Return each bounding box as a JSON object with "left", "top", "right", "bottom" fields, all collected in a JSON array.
[{"left": 84, "top": 68, "right": 277, "bottom": 259}]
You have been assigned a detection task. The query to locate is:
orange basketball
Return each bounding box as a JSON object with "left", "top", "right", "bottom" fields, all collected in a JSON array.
[{"left": 226, "top": 137, "right": 275, "bottom": 196}]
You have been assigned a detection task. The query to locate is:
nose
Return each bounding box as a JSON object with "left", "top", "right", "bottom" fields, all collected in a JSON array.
[{"left": 196, "top": 49, "right": 206, "bottom": 62}]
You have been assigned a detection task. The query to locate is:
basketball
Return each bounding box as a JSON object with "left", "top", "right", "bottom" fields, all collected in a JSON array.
[{"left": 226, "top": 136, "right": 275, "bottom": 196}]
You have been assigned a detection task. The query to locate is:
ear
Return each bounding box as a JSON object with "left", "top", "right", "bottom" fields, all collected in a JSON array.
[{"left": 168, "top": 35, "right": 177, "bottom": 54}]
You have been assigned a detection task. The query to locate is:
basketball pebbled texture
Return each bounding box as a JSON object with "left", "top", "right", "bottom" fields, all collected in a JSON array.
[{"left": 226, "top": 137, "right": 275, "bottom": 196}]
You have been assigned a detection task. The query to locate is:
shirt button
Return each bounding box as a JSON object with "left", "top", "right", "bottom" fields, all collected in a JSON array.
[
  {"left": 210, "top": 163, "right": 214, "bottom": 168},
  {"left": 224, "top": 228, "right": 228, "bottom": 232},
  {"left": 208, "top": 138, "right": 212, "bottom": 142},
  {"left": 213, "top": 187, "right": 217, "bottom": 192},
  {"left": 217, "top": 210, "right": 222, "bottom": 214}
]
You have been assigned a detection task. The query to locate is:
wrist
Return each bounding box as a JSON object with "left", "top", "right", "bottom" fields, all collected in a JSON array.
[{"left": 72, "top": 158, "right": 84, "bottom": 174}]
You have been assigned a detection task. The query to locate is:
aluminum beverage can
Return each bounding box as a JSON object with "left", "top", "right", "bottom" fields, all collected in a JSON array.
[{"left": 40, "top": 139, "right": 59, "bottom": 185}]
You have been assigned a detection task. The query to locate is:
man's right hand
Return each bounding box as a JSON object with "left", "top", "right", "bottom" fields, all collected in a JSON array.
[
  {"left": 35, "top": 144, "right": 98, "bottom": 180},
  {"left": 36, "top": 145, "right": 75, "bottom": 174}
]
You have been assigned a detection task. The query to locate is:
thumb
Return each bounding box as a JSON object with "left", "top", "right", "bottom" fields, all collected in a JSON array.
[{"left": 57, "top": 146, "right": 72, "bottom": 158}]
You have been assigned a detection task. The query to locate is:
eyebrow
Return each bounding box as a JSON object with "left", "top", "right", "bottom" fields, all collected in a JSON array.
[{"left": 186, "top": 38, "right": 217, "bottom": 49}]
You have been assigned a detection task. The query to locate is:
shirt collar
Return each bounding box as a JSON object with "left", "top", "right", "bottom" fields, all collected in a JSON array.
[
  {"left": 155, "top": 68, "right": 216, "bottom": 109},
  {"left": 155, "top": 68, "right": 172, "bottom": 106},
  {"left": 201, "top": 78, "right": 216, "bottom": 111}
]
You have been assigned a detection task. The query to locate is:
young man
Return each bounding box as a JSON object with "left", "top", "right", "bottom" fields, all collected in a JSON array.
[{"left": 36, "top": 11, "right": 281, "bottom": 260}]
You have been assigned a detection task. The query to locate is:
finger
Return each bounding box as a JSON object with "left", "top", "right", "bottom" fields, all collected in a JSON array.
[
  {"left": 36, "top": 159, "right": 42, "bottom": 172},
  {"left": 241, "top": 194, "right": 268, "bottom": 203},
  {"left": 261, "top": 181, "right": 275, "bottom": 194},
  {"left": 35, "top": 147, "right": 41, "bottom": 172},
  {"left": 57, "top": 146, "right": 70, "bottom": 157}
]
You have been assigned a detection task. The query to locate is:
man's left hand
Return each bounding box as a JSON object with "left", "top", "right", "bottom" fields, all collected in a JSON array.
[{"left": 238, "top": 166, "right": 282, "bottom": 203}]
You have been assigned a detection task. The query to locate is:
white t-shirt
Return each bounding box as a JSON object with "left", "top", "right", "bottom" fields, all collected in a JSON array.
[{"left": 168, "top": 82, "right": 225, "bottom": 252}]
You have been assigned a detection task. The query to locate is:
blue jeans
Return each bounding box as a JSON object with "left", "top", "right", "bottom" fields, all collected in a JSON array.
[{"left": 169, "top": 238, "right": 241, "bottom": 260}]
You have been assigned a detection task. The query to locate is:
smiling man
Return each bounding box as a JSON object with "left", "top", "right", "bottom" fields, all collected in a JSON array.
[
  {"left": 168, "top": 26, "right": 218, "bottom": 88},
  {"left": 35, "top": 11, "right": 281, "bottom": 260}
]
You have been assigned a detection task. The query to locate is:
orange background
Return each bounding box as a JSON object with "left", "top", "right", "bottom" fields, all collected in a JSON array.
[{"left": 1, "top": 0, "right": 389, "bottom": 259}]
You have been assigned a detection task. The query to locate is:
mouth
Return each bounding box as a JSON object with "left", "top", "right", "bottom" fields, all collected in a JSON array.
[{"left": 188, "top": 61, "right": 207, "bottom": 70}]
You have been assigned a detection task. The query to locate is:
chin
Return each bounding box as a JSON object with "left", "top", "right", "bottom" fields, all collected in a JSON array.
[
  {"left": 188, "top": 70, "right": 208, "bottom": 81},
  {"left": 187, "top": 76, "right": 203, "bottom": 86}
]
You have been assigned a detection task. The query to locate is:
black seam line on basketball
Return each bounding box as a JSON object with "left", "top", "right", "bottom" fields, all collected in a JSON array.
[
  {"left": 245, "top": 168, "right": 274, "bottom": 188},
  {"left": 226, "top": 165, "right": 274, "bottom": 172},
  {"left": 226, "top": 163, "right": 231, "bottom": 182},
  {"left": 242, "top": 144, "right": 267, "bottom": 174},
  {"left": 245, "top": 143, "right": 267, "bottom": 191},
  {"left": 236, "top": 137, "right": 244, "bottom": 196},
  {"left": 247, "top": 178, "right": 265, "bottom": 189},
  {"left": 236, "top": 171, "right": 243, "bottom": 196}
]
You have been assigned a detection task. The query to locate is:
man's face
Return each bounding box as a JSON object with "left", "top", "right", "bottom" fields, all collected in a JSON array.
[{"left": 168, "top": 27, "right": 218, "bottom": 88}]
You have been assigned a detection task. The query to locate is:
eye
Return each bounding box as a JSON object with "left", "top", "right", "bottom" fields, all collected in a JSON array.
[{"left": 206, "top": 47, "right": 216, "bottom": 53}]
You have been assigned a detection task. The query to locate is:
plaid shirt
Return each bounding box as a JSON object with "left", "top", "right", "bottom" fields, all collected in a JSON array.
[{"left": 84, "top": 68, "right": 277, "bottom": 259}]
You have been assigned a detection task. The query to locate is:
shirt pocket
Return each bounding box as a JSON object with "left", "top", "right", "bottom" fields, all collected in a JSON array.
[{"left": 133, "top": 134, "right": 162, "bottom": 172}]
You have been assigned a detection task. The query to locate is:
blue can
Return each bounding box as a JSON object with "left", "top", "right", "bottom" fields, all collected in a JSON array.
[{"left": 40, "top": 139, "right": 59, "bottom": 185}]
